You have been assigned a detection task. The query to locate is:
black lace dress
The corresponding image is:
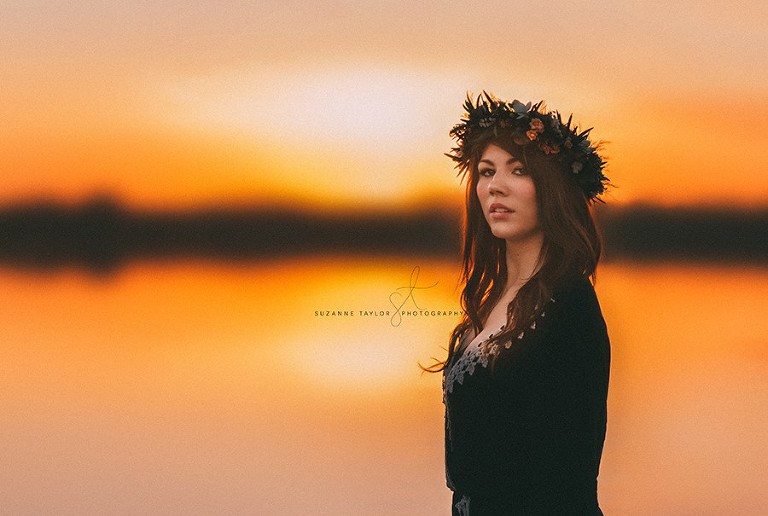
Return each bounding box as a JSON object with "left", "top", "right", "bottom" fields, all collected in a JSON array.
[{"left": 443, "top": 277, "right": 610, "bottom": 515}]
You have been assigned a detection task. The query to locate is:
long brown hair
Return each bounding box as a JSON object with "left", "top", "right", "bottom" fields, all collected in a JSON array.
[{"left": 423, "top": 131, "right": 602, "bottom": 373}]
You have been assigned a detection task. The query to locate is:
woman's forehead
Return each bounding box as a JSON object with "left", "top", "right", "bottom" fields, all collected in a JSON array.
[{"left": 479, "top": 143, "right": 523, "bottom": 164}]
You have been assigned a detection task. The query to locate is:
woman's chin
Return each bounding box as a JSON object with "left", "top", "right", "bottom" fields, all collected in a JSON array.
[
  {"left": 489, "top": 225, "right": 519, "bottom": 240},
  {"left": 490, "top": 227, "right": 543, "bottom": 243}
]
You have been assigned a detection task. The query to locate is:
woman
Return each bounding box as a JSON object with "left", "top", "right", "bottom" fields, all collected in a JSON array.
[{"left": 427, "top": 93, "right": 611, "bottom": 515}]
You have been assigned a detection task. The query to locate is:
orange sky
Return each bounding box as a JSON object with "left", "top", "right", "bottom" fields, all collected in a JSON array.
[{"left": 2, "top": 1, "right": 767, "bottom": 210}]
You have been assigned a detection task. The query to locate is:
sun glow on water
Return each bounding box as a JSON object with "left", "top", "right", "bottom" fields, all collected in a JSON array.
[
  {"left": 286, "top": 326, "right": 416, "bottom": 391},
  {"left": 257, "top": 257, "right": 462, "bottom": 392}
]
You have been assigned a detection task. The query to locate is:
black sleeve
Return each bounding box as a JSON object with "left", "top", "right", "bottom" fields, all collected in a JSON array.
[{"left": 520, "top": 281, "right": 610, "bottom": 514}]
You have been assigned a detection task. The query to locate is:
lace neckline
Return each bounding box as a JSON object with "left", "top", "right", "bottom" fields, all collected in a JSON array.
[
  {"left": 444, "top": 326, "right": 504, "bottom": 398},
  {"left": 458, "top": 324, "right": 505, "bottom": 358}
]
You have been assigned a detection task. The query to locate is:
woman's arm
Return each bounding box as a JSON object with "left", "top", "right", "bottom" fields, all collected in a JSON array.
[{"left": 522, "top": 280, "right": 610, "bottom": 514}]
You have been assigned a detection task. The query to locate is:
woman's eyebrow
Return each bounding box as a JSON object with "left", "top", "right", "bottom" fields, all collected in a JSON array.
[
  {"left": 477, "top": 158, "right": 525, "bottom": 167},
  {"left": 478, "top": 158, "right": 523, "bottom": 166}
]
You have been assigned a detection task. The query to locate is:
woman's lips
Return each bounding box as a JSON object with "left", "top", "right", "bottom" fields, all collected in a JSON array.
[{"left": 489, "top": 203, "right": 513, "bottom": 219}]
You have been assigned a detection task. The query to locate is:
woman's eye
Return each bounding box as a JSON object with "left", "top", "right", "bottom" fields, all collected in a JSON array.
[
  {"left": 513, "top": 168, "right": 527, "bottom": 175},
  {"left": 479, "top": 168, "right": 495, "bottom": 177}
]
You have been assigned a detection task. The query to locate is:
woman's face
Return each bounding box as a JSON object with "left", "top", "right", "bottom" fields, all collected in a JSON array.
[{"left": 476, "top": 143, "right": 541, "bottom": 243}]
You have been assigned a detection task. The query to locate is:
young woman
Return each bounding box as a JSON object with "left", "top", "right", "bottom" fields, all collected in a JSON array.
[{"left": 427, "top": 93, "right": 611, "bottom": 515}]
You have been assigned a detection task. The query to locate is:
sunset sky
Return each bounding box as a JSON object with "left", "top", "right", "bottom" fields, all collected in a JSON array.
[{"left": 3, "top": 1, "right": 767, "bottom": 210}]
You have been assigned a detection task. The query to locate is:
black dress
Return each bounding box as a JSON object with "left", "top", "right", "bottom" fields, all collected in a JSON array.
[{"left": 443, "top": 277, "right": 610, "bottom": 515}]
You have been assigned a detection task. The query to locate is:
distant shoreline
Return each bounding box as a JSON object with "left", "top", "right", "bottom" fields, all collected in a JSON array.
[{"left": 1, "top": 197, "right": 767, "bottom": 274}]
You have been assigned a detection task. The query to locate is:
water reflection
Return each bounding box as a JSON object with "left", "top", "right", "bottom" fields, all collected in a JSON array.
[{"left": 2, "top": 258, "right": 766, "bottom": 514}]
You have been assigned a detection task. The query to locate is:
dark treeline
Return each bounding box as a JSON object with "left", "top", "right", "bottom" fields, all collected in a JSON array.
[
  {"left": 0, "top": 197, "right": 461, "bottom": 274},
  {"left": 596, "top": 203, "right": 768, "bottom": 263},
  {"left": 1, "top": 197, "right": 767, "bottom": 274}
]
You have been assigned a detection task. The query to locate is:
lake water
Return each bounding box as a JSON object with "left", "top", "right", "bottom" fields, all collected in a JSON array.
[{"left": 2, "top": 257, "right": 767, "bottom": 515}]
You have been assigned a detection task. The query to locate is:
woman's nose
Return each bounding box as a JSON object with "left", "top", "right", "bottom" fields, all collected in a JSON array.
[{"left": 487, "top": 173, "right": 506, "bottom": 195}]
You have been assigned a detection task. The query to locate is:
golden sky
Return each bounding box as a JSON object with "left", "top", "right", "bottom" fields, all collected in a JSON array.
[{"left": 2, "top": 1, "right": 767, "bottom": 209}]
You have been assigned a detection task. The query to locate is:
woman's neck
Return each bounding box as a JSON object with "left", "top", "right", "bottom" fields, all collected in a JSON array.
[{"left": 504, "top": 232, "right": 544, "bottom": 290}]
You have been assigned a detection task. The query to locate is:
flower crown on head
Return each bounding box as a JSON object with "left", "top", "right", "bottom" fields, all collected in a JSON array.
[{"left": 448, "top": 91, "right": 609, "bottom": 203}]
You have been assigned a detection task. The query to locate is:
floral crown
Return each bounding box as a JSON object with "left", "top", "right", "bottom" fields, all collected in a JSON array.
[{"left": 448, "top": 92, "right": 609, "bottom": 202}]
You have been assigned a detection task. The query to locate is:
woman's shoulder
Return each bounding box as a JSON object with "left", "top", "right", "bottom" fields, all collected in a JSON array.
[
  {"left": 551, "top": 275, "right": 598, "bottom": 307},
  {"left": 547, "top": 275, "right": 607, "bottom": 341}
]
